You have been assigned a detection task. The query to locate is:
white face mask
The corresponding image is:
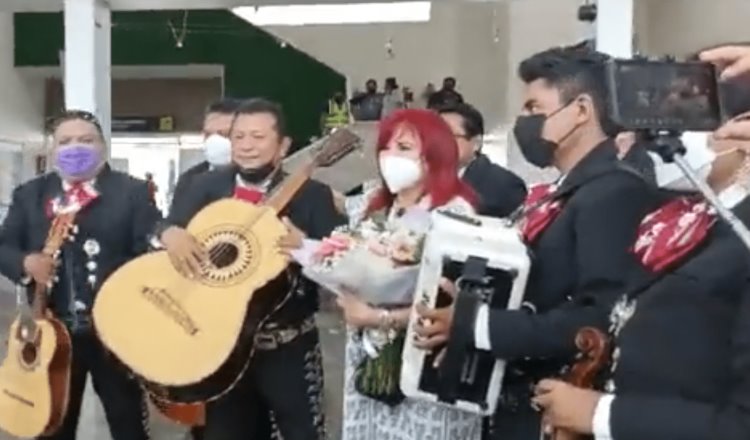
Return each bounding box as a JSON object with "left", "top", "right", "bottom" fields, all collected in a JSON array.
[
  {"left": 648, "top": 131, "right": 715, "bottom": 191},
  {"left": 379, "top": 155, "right": 423, "bottom": 194},
  {"left": 204, "top": 134, "right": 232, "bottom": 167}
]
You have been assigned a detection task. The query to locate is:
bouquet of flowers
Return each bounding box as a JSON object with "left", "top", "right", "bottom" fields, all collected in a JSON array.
[{"left": 301, "top": 214, "right": 426, "bottom": 306}]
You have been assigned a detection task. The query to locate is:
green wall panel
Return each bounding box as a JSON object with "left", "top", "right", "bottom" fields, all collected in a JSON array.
[{"left": 14, "top": 10, "right": 345, "bottom": 149}]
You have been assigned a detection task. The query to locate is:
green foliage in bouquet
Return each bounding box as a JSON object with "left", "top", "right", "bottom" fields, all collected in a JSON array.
[{"left": 354, "top": 332, "right": 406, "bottom": 406}]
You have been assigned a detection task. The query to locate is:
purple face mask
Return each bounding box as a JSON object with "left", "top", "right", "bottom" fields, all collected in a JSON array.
[{"left": 55, "top": 144, "right": 103, "bottom": 181}]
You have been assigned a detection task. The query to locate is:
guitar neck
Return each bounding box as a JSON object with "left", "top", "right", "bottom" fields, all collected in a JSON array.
[
  {"left": 31, "top": 283, "right": 49, "bottom": 319},
  {"left": 265, "top": 162, "right": 316, "bottom": 213},
  {"left": 30, "top": 231, "right": 63, "bottom": 319}
]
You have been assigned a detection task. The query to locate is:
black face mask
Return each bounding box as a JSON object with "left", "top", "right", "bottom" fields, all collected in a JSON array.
[
  {"left": 513, "top": 101, "right": 578, "bottom": 169},
  {"left": 238, "top": 163, "right": 276, "bottom": 185},
  {"left": 513, "top": 114, "right": 558, "bottom": 168}
]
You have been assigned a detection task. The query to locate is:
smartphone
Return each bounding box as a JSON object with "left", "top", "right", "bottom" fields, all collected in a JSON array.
[{"left": 606, "top": 59, "right": 725, "bottom": 132}]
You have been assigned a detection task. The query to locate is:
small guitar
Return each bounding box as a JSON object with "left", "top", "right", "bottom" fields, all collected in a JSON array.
[
  {"left": 94, "top": 128, "right": 360, "bottom": 411},
  {"left": 0, "top": 213, "right": 75, "bottom": 438}
]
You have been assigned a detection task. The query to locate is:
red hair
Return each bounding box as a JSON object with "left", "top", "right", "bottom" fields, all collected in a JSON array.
[{"left": 368, "top": 109, "right": 476, "bottom": 212}]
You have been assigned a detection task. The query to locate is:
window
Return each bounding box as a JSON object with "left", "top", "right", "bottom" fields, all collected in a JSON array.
[{"left": 232, "top": 2, "right": 432, "bottom": 26}]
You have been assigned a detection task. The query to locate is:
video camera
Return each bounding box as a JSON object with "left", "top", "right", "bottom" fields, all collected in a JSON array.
[
  {"left": 605, "top": 56, "right": 750, "bottom": 254},
  {"left": 605, "top": 57, "right": 728, "bottom": 133}
]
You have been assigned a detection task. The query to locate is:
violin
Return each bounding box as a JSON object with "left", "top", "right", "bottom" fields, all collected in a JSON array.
[{"left": 549, "top": 327, "right": 610, "bottom": 440}]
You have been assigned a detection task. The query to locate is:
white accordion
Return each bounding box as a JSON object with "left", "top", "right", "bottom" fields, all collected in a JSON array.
[{"left": 401, "top": 210, "right": 531, "bottom": 415}]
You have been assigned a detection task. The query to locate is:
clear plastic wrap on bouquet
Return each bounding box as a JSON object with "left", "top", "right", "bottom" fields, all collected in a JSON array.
[{"left": 302, "top": 246, "right": 420, "bottom": 306}]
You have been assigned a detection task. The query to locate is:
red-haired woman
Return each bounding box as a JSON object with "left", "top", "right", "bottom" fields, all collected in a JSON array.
[{"left": 336, "top": 109, "right": 482, "bottom": 440}]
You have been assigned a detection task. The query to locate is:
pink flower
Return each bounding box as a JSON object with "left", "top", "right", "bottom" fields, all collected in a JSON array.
[
  {"left": 314, "top": 235, "right": 352, "bottom": 259},
  {"left": 366, "top": 239, "right": 389, "bottom": 257}
]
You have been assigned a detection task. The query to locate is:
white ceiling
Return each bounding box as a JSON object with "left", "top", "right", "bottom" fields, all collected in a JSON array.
[{"left": 0, "top": 0, "right": 476, "bottom": 12}]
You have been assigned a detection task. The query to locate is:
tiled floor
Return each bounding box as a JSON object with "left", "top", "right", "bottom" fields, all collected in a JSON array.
[{"left": 0, "top": 279, "right": 346, "bottom": 440}]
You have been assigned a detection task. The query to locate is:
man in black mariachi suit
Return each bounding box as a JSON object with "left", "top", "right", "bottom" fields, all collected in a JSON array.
[
  {"left": 437, "top": 102, "right": 528, "bottom": 217},
  {"left": 169, "top": 97, "right": 276, "bottom": 440},
  {"left": 0, "top": 110, "right": 161, "bottom": 440},
  {"left": 416, "top": 46, "right": 661, "bottom": 440},
  {"left": 155, "top": 98, "right": 346, "bottom": 440},
  {"left": 532, "top": 52, "right": 750, "bottom": 440}
]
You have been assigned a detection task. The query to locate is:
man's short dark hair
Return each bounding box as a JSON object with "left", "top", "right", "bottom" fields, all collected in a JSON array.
[
  {"left": 49, "top": 109, "right": 104, "bottom": 138},
  {"left": 206, "top": 98, "right": 245, "bottom": 116},
  {"left": 437, "top": 102, "right": 484, "bottom": 139},
  {"left": 518, "top": 45, "right": 618, "bottom": 136},
  {"left": 233, "top": 98, "right": 288, "bottom": 137}
]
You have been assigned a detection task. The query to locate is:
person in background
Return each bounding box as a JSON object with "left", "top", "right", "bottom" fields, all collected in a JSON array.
[
  {"left": 0, "top": 110, "right": 161, "bottom": 440},
  {"left": 402, "top": 87, "right": 415, "bottom": 108},
  {"left": 418, "top": 83, "right": 437, "bottom": 109},
  {"left": 438, "top": 102, "right": 527, "bottom": 217},
  {"left": 350, "top": 79, "right": 383, "bottom": 121},
  {"left": 321, "top": 91, "right": 352, "bottom": 135},
  {"left": 173, "top": 98, "right": 242, "bottom": 200},
  {"left": 428, "top": 77, "right": 464, "bottom": 109},
  {"left": 145, "top": 171, "right": 158, "bottom": 205},
  {"left": 381, "top": 77, "right": 404, "bottom": 119}
]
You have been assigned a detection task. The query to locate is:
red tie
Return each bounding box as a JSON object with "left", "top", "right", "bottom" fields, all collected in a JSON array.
[
  {"left": 521, "top": 183, "right": 563, "bottom": 244},
  {"left": 234, "top": 186, "right": 264, "bottom": 204},
  {"left": 65, "top": 182, "right": 98, "bottom": 210}
]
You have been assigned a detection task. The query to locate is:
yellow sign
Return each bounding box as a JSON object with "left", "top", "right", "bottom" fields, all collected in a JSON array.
[{"left": 159, "top": 116, "right": 174, "bottom": 132}]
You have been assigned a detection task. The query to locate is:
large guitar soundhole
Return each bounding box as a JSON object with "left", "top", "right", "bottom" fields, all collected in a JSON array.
[
  {"left": 209, "top": 243, "right": 239, "bottom": 268},
  {"left": 197, "top": 228, "right": 261, "bottom": 287},
  {"left": 20, "top": 342, "right": 37, "bottom": 366}
]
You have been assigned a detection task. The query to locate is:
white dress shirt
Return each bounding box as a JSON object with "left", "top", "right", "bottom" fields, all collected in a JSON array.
[{"left": 592, "top": 394, "right": 615, "bottom": 439}]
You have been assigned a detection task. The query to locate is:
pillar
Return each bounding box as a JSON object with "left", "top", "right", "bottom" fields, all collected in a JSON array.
[
  {"left": 63, "top": 0, "right": 112, "bottom": 148},
  {"left": 595, "top": 0, "right": 634, "bottom": 58}
]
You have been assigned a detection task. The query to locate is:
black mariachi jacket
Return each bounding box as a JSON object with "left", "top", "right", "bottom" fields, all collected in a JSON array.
[
  {"left": 485, "top": 141, "right": 661, "bottom": 362},
  {"left": 462, "top": 154, "right": 527, "bottom": 218},
  {"left": 165, "top": 166, "right": 347, "bottom": 326},
  {"left": 604, "top": 196, "right": 750, "bottom": 440},
  {"left": 0, "top": 166, "right": 161, "bottom": 325}
]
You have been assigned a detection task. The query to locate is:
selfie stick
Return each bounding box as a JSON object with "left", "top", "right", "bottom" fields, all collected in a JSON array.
[{"left": 647, "top": 131, "right": 750, "bottom": 253}]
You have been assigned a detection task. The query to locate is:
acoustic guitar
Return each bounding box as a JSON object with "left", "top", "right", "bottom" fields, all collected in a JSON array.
[
  {"left": 0, "top": 213, "right": 75, "bottom": 438},
  {"left": 92, "top": 128, "right": 360, "bottom": 409}
]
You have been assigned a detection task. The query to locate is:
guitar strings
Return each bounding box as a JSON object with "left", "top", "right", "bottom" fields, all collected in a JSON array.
[{"left": 193, "top": 134, "right": 358, "bottom": 278}]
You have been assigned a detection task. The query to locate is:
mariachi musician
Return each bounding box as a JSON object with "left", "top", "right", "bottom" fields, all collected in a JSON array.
[
  {"left": 153, "top": 98, "right": 346, "bottom": 440},
  {"left": 170, "top": 98, "right": 276, "bottom": 440},
  {"left": 0, "top": 110, "right": 161, "bottom": 440},
  {"left": 533, "top": 49, "right": 750, "bottom": 440},
  {"left": 415, "top": 46, "right": 661, "bottom": 440}
]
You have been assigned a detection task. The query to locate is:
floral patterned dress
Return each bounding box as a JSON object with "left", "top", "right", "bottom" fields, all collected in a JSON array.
[{"left": 341, "top": 196, "right": 483, "bottom": 440}]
